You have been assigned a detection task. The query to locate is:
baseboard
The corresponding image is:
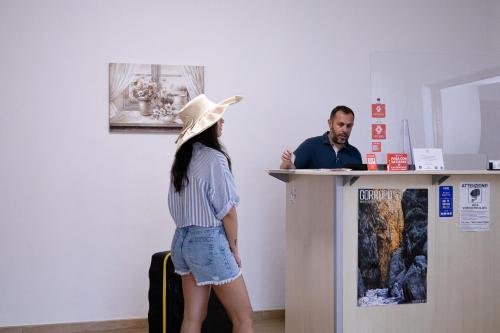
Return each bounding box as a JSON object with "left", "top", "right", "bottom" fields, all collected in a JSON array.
[
  {"left": 253, "top": 309, "right": 285, "bottom": 321},
  {"left": 0, "top": 318, "right": 147, "bottom": 333},
  {"left": 0, "top": 310, "right": 285, "bottom": 333}
]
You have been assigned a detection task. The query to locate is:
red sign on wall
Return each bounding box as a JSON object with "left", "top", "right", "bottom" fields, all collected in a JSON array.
[
  {"left": 372, "top": 142, "right": 382, "bottom": 152},
  {"left": 371, "top": 103, "right": 386, "bottom": 118},
  {"left": 372, "top": 124, "right": 386, "bottom": 140}
]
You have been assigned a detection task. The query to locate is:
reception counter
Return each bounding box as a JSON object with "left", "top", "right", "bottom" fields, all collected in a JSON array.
[{"left": 268, "top": 169, "right": 500, "bottom": 333}]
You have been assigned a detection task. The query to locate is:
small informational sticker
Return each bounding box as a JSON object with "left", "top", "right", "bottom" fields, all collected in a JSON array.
[
  {"left": 371, "top": 103, "right": 386, "bottom": 118},
  {"left": 460, "top": 182, "right": 490, "bottom": 231},
  {"left": 439, "top": 186, "right": 453, "bottom": 217},
  {"left": 366, "top": 153, "right": 377, "bottom": 170},
  {"left": 372, "top": 141, "right": 382, "bottom": 152},
  {"left": 372, "top": 124, "right": 386, "bottom": 140}
]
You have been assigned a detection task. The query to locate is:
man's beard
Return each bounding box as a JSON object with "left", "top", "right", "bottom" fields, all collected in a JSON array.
[{"left": 332, "top": 132, "right": 348, "bottom": 144}]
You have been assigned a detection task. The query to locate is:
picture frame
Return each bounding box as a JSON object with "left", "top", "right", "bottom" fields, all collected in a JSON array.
[{"left": 109, "top": 63, "right": 205, "bottom": 133}]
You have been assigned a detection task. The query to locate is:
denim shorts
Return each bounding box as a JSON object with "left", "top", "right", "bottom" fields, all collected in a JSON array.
[{"left": 170, "top": 225, "right": 241, "bottom": 286}]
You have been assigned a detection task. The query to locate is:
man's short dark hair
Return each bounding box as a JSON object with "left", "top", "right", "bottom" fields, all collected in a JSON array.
[{"left": 330, "top": 105, "right": 355, "bottom": 119}]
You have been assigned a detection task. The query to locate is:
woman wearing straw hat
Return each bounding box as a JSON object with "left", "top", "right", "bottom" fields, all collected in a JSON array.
[{"left": 168, "top": 94, "right": 253, "bottom": 333}]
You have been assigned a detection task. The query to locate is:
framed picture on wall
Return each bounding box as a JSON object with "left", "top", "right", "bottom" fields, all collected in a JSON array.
[{"left": 109, "top": 63, "right": 205, "bottom": 133}]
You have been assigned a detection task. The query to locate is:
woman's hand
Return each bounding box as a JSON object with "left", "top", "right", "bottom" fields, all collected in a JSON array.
[
  {"left": 232, "top": 249, "right": 242, "bottom": 267},
  {"left": 222, "top": 207, "right": 242, "bottom": 267}
]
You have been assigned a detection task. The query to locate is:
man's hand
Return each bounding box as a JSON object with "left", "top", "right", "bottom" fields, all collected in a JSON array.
[{"left": 280, "top": 149, "right": 295, "bottom": 169}]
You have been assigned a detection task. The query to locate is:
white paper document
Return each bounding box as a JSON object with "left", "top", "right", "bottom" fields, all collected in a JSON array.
[
  {"left": 460, "top": 182, "right": 490, "bottom": 231},
  {"left": 413, "top": 148, "right": 445, "bottom": 170}
]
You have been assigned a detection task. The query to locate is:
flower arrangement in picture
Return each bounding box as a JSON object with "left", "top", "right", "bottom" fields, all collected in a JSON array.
[
  {"left": 131, "top": 79, "right": 159, "bottom": 101},
  {"left": 128, "top": 78, "right": 182, "bottom": 121},
  {"left": 152, "top": 92, "right": 175, "bottom": 120}
]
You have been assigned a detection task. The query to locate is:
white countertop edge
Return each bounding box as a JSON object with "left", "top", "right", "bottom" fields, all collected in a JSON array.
[{"left": 267, "top": 169, "right": 500, "bottom": 176}]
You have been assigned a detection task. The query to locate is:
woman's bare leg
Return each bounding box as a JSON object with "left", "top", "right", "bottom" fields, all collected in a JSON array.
[
  {"left": 180, "top": 274, "right": 211, "bottom": 333},
  {"left": 213, "top": 276, "right": 253, "bottom": 333}
]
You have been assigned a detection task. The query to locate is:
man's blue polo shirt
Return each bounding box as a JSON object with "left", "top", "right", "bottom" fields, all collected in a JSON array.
[{"left": 294, "top": 132, "right": 362, "bottom": 169}]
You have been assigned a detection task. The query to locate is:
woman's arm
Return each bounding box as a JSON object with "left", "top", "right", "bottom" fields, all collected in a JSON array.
[{"left": 222, "top": 206, "right": 241, "bottom": 267}]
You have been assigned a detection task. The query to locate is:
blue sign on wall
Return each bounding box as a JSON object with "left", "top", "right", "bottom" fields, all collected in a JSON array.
[{"left": 439, "top": 186, "right": 453, "bottom": 217}]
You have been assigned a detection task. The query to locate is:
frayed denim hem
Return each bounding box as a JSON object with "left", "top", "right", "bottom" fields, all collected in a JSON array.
[{"left": 196, "top": 270, "right": 242, "bottom": 286}]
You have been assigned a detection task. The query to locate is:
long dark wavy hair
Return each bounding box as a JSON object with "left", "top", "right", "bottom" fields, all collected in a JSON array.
[{"left": 171, "top": 123, "right": 232, "bottom": 192}]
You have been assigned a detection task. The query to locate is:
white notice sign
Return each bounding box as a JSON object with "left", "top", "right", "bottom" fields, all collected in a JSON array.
[
  {"left": 413, "top": 148, "right": 445, "bottom": 170},
  {"left": 459, "top": 182, "right": 490, "bottom": 231}
]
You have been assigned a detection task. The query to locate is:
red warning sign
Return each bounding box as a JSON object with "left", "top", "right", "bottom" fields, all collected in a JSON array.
[
  {"left": 372, "top": 103, "right": 386, "bottom": 118},
  {"left": 372, "top": 142, "right": 382, "bottom": 152},
  {"left": 372, "top": 124, "right": 386, "bottom": 140}
]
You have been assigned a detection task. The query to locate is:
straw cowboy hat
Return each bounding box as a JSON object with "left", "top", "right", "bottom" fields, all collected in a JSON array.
[{"left": 175, "top": 94, "right": 243, "bottom": 151}]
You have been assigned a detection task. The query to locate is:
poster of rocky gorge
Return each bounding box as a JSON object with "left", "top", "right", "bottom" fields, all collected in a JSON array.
[{"left": 358, "top": 188, "right": 428, "bottom": 307}]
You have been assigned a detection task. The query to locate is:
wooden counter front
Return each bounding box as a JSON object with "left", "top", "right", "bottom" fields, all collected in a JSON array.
[{"left": 268, "top": 170, "right": 500, "bottom": 333}]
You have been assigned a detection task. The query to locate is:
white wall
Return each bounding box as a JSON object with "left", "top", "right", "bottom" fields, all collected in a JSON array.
[
  {"left": 0, "top": 0, "right": 498, "bottom": 326},
  {"left": 488, "top": 0, "right": 500, "bottom": 51}
]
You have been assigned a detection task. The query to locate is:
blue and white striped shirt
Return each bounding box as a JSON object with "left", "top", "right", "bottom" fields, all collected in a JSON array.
[{"left": 168, "top": 142, "right": 240, "bottom": 228}]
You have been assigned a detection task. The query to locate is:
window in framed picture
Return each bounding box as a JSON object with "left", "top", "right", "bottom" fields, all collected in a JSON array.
[{"left": 109, "top": 63, "right": 204, "bottom": 133}]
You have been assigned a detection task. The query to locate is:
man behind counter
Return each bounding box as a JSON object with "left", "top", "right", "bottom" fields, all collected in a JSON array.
[{"left": 280, "top": 105, "right": 362, "bottom": 169}]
